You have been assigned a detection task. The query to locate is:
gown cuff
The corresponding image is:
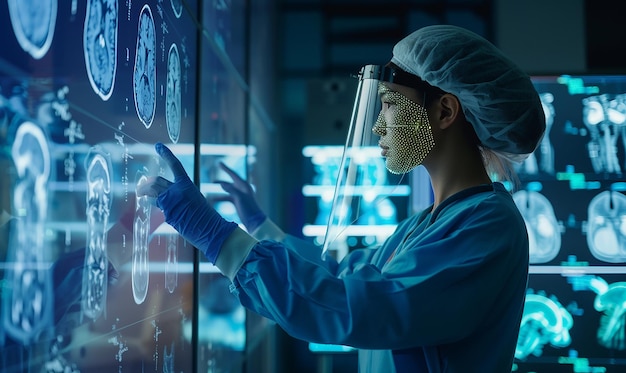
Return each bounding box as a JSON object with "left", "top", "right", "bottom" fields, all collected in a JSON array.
[
  {"left": 215, "top": 228, "right": 258, "bottom": 281},
  {"left": 249, "top": 218, "right": 286, "bottom": 242}
]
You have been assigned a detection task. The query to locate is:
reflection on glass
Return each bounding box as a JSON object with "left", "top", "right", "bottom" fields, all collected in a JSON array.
[
  {"left": 3, "top": 121, "right": 53, "bottom": 345},
  {"left": 81, "top": 146, "right": 112, "bottom": 320}
]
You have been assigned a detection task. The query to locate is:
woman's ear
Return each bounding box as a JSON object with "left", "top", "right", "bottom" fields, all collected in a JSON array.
[{"left": 436, "top": 94, "right": 462, "bottom": 130}]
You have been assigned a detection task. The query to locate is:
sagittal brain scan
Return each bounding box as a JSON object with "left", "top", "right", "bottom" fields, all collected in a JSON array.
[
  {"left": 133, "top": 4, "right": 156, "bottom": 128},
  {"left": 166, "top": 43, "right": 182, "bottom": 143},
  {"left": 7, "top": 0, "right": 57, "bottom": 59},
  {"left": 83, "top": 0, "right": 118, "bottom": 101},
  {"left": 81, "top": 147, "right": 112, "bottom": 320},
  {"left": 516, "top": 291, "right": 573, "bottom": 360},
  {"left": 2, "top": 121, "right": 53, "bottom": 345}
]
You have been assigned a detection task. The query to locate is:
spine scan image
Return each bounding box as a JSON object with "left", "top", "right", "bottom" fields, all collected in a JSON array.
[
  {"left": 583, "top": 94, "right": 626, "bottom": 175},
  {"left": 519, "top": 92, "right": 556, "bottom": 175},
  {"left": 81, "top": 147, "right": 112, "bottom": 320}
]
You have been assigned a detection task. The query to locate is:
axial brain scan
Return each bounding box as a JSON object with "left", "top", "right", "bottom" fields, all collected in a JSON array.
[
  {"left": 166, "top": 43, "right": 182, "bottom": 143},
  {"left": 133, "top": 4, "right": 156, "bottom": 128},
  {"left": 7, "top": 0, "right": 57, "bottom": 59},
  {"left": 84, "top": 0, "right": 118, "bottom": 101}
]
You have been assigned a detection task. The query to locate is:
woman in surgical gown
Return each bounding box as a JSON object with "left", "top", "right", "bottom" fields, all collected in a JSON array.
[{"left": 138, "top": 25, "right": 546, "bottom": 373}]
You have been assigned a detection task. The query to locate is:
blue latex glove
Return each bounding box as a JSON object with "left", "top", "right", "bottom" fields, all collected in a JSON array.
[
  {"left": 216, "top": 162, "right": 266, "bottom": 232},
  {"left": 138, "top": 143, "right": 238, "bottom": 263}
]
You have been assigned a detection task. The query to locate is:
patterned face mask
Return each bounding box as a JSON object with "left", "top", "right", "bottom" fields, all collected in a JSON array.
[{"left": 372, "top": 84, "right": 435, "bottom": 174}]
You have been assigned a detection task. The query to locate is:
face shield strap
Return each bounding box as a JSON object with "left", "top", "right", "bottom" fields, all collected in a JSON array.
[{"left": 357, "top": 64, "right": 439, "bottom": 94}]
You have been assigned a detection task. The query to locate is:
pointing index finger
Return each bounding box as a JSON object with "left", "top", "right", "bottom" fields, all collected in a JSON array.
[
  {"left": 219, "top": 162, "right": 246, "bottom": 184},
  {"left": 155, "top": 142, "right": 187, "bottom": 179}
]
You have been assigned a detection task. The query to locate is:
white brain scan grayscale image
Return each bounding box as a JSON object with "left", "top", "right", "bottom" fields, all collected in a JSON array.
[
  {"left": 513, "top": 190, "right": 562, "bottom": 264},
  {"left": 586, "top": 190, "right": 626, "bottom": 263},
  {"left": 83, "top": 0, "right": 118, "bottom": 101},
  {"left": 81, "top": 147, "right": 112, "bottom": 320},
  {"left": 133, "top": 4, "right": 157, "bottom": 129},
  {"left": 133, "top": 170, "right": 151, "bottom": 304},
  {"left": 166, "top": 43, "right": 182, "bottom": 143},
  {"left": 8, "top": 0, "right": 57, "bottom": 59},
  {"left": 2, "top": 121, "right": 53, "bottom": 345}
]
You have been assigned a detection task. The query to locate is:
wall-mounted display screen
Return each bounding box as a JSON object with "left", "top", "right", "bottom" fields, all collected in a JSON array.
[
  {"left": 513, "top": 75, "right": 626, "bottom": 373},
  {"left": 0, "top": 1, "right": 198, "bottom": 371}
]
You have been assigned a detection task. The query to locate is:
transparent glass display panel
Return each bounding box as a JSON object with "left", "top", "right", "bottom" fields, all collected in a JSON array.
[
  {"left": 0, "top": 1, "right": 198, "bottom": 371},
  {"left": 196, "top": 1, "right": 251, "bottom": 372}
]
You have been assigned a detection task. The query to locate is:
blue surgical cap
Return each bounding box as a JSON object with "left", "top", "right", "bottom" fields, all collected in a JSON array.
[{"left": 391, "top": 25, "right": 545, "bottom": 161}]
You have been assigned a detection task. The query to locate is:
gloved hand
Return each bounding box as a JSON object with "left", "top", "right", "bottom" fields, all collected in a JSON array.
[
  {"left": 137, "top": 143, "right": 238, "bottom": 263},
  {"left": 215, "top": 162, "right": 267, "bottom": 232}
]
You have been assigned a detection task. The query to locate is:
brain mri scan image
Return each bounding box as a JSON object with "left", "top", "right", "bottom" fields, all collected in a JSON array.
[
  {"left": 81, "top": 147, "right": 112, "bottom": 320},
  {"left": 8, "top": 0, "right": 57, "bottom": 59},
  {"left": 2, "top": 121, "right": 53, "bottom": 345},
  {"left": 166, "top": 43, "right": 182, "bottom": 143},
  {"left": 83, "top": 0, "right": 118, "bottom": 101},
  {"left": 133, "top": 4, "right": 156, "bottom": 129}
]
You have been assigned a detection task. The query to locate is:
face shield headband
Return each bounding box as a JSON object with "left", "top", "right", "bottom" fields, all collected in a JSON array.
[{"left": 320, "top": 65, "right": 434, "bottom": 260}]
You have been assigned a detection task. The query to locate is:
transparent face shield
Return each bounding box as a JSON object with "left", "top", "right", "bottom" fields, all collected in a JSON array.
[{"left": 321, "top": 65, "right": 433, "bottom": 260}]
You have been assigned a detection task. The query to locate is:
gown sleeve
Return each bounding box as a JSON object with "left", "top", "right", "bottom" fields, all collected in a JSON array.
[{"left": 230, "top": 195, "right": 528, "bottom": 350}]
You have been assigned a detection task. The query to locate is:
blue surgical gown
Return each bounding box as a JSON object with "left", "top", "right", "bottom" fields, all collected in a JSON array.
[{"left": 223, "top": 182, "right": 529, "bottom": 373}]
